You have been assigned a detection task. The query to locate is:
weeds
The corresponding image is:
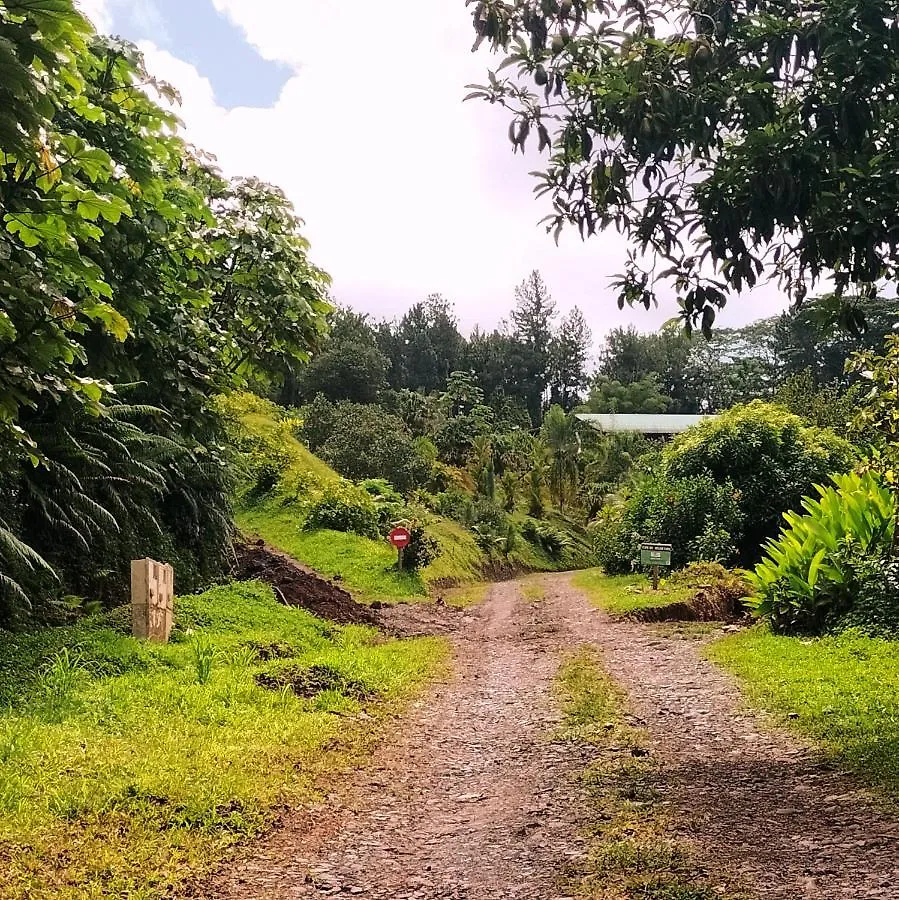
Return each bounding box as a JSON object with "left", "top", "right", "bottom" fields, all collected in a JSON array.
[
  {"left": 554, "top": 648, "right": 746, "bottom": 899},
  {"left": 0, "top": 580, "right": 448, "bottom": 899},
  {"left": 189, "top": 632, "right": 216, "bottom": 685}
]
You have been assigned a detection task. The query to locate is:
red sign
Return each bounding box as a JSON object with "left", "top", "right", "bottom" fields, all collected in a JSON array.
[{"left": 388, "top": 527, "right": 411, "bottom": 549}]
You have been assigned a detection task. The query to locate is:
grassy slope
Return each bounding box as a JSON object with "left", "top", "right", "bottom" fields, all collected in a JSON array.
[
  {"left": 707, "top": 627, "right": 899, "bottom": 796},
  {"left": 572, "top": 569, "right": 696, "bottom": 615},
  {"left": 232, "top": 402, "right": 488, "bottom": 601},
  {"left": 0, "top": 582, "right": 447, "bottom": 899}
]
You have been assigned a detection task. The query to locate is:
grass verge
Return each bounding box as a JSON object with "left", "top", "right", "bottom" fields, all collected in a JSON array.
[
  {"left": 707, "top": 626, "right": 899, "bottom": 797},
  {"left": 554, "top": 647, "right": 747, "bottom": 899},
  {"left": 571, "top": 570, "right": 696, "bottom": 616},
  {"left": 0, "top": 581, "right": 448, "bottom": 899}
]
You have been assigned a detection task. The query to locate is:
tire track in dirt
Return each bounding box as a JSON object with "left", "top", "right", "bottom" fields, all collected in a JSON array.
[
  {"left": 200, "top": 574, "right": 899, "bottom": 900},
  {"left": 199, "top": 581, "right": 586, "bottom": 899},
  {"left": 544, "top": 573, "right": 899, "bottom": 900}
]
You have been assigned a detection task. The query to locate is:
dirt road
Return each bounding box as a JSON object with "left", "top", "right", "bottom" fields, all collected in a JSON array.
[{"left": 202, "top": 575, "right": 899, "bottom": 900}]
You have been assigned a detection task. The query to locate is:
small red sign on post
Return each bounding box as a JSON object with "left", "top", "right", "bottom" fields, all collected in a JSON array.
[
  {"left": 389, "top": 527, "right": 412, "bottom": 570},
  {"left": 389, "top": 527, "right": 411, "bottom": 549}
]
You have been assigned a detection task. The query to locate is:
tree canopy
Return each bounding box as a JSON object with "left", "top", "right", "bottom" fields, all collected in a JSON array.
[
  {"left": 468, "top": 0, "right": 899, "bottom": 330},
  {"left": 0, "top": 0, "right": 330, "bottom": 615}
]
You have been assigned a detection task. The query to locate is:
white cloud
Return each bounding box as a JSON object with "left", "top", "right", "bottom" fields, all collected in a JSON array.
[
  {"left": 76, "top": 0, "right": 110, "bottom": 31},
  {"left": 102, "top": 1, "right": 791, "bottom": 341}
]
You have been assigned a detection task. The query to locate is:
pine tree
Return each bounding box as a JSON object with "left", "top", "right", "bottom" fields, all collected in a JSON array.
[{"left": 548, "top": 307, "right": 592, "bottom": 411}]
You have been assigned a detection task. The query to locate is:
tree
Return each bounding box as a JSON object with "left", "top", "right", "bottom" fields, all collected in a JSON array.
[
  {"left": 774, "top": 371, "right": 858, "bottom": 431},
  {"left": 0, "top": 4, "right": 329, "bottom": 614},
  {"left": 848, "top": 333, "right": 899, "bottom": 549},
  {"left": 541, "top": 405, "right": 580, "bottom": 511},
  {"left": 434, "top": 371, "right": 495, "bottom": 464},
  {"left": 582, "top": 375, "right": 670, "bottom": 414},
  {"left": 664, "top": 401, "right": 856, "bottom": 561},
  {"left": 548, "top": 306, "right": 592, "bottom": 410},
  {"left": 206, "top": 177, "right": 331, "bottom": 392},
  {"left": 511, "top": 270, "right": 556, "bottom": 423},
  {"left": 380, "top": 294, "right": 465, "bottom": 392},
  {"left": 294, "top": 309, "right": 388, "bottom": 405},
  {"left": 773, "top": 295, "right": 899, "bottom": 386},
  {"left": 469, "top": 1, "right": 899, "bottom": 329},
  {"left": 299, "top": 399, "right": 432, "bottom": 492},
  {"left": 599, "top": 327, "right": 692, "bottom": 410}
]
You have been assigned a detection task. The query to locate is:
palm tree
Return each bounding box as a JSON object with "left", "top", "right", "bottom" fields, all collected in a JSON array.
[{"left": 541, "top": 405, "right": 580, "bottom": 512}]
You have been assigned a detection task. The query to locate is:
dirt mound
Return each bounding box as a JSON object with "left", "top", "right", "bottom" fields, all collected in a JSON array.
[
  {"left": 255, "top": 663, "right": 376, "bottom": 700},
  {"left": 626, "top": 589, "right": 747, "bottom": 624},
  {"left": 375, "top": 600, "right": 466, "bottom": 637},
  {"left": 234, "top": 542, "right": 382, "bottom": 628}
]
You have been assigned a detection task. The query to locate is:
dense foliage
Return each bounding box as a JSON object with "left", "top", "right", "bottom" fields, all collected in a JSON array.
[
  {"left": 595, "top": 402, "right": 854, "bottom": 573},
  {"left": 664, "top": 402, "right": 855, "bottom": 558},
  {"left": 470, "top": 0, "right": 899, "bottom": 329},
  {"left": 746, "top": 472, "right": 896, "bottom": 633},
  {"left": 0, "top": 2, "right": 330, "bottom": 619}
]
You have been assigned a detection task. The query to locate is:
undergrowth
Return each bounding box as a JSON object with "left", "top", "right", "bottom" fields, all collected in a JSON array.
[
  {"left": 707, "top": 626, "right": 899, "bottom": 796},
  {"left": 0, "top": 581, "right": 447, "bottom": 899},
  {"left": 554, "top": 648, "right": 748, "bottom": 899}
]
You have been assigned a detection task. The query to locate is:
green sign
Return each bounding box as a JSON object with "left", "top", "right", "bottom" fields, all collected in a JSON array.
[{"left": 640, "top": 542, "right": 672, "bottom": 567}]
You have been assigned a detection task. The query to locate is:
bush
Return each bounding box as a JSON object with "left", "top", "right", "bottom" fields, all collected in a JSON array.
[
  {"left": 618, "top": 473, "right": 743, "bottom": 571},
  {"left": 433, "top": 489, "right": 476, "bottom": 524},
  {"left": 401, "top": 523, "right": 440, "bottom": 571},
  {"left": 359, "top": 478, "right": 407, "bottom": 528},
  {"left": 745, "top": 471, "right": 896, "bottom": 633},
  {"left": 299, "top": 399, "right": 432, "bottom": 492},
  {"left": 591, "top": 504, "right": 637, "bottom": 575},
  {"left": 839, "top": 557, "right": 899, "bottom": 636},
  {"left": 304, "top": 482, "right": 379, "bottom": 538},
  {"left": 664, "top": 401, "right": 856, "bottom": 562}
]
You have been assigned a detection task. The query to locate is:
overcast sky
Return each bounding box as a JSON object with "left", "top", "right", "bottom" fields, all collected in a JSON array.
[{"left": 77, "top": 0, "right": 791, "bottom": 347}]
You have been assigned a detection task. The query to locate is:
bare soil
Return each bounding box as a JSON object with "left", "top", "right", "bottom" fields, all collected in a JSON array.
[
  {"left": 233, "top": 542, "right": 465, "bottom": 638},
  {"left": 197, "top": 573, "right": 899, "bottom": 900}
]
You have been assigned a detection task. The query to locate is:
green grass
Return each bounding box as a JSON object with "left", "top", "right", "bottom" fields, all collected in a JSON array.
[
  {"left": 554, "top": 648, "right": 746, "bottom": 899},
  {"left": 421, "top": 517, "right": 486, "bottom": 588},
  {"left": 230, "top": 397, "right": 491, "bottom": 601},
  {"left": 707, "top": 626, "right": 899, "bottom": 796},
  {"left": 0, "top": 581, "right": 448, "bottom": 899},
  {"left": 237, "top": 505, "right": 427, "bottom": 601},
  {"left": 572, "top": 570, "right": 695, "bottom": 615}
]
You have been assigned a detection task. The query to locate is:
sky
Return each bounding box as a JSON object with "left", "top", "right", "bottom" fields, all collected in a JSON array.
[{"left": 76, "top": 0, "right": 791, "bottom": 345}]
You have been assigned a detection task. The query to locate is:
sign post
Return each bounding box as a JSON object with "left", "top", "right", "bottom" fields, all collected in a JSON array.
[
  {"left": 388, "top": 526, "right": 412, "bottom": 571},
  {"left": 639, "top": 542, "right": 672, "bottom": 591}
]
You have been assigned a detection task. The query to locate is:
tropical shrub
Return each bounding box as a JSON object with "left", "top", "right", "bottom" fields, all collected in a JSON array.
[
  {"left": 359, "top": 479, "right": 407, "bottom": 528},
  {"left": 745, "top": 472, "right": 896, "bottom": 633},
  {"left": 303, "top": 482, "right": 379, "bottom": 538},
  {"left": 591, "top": 504, "right": 636, "bottom": 575},
  {"left": 401, "top": 523, "right": 440, "bottom": 572},
  {"left": 521, "top": 518, "right": 573, "bottom": 562},
  {"left": 299, "top": 399, "right": 432, "bottom": 492},
  {"left": 664, "top": 401, "right": 856, "bottom": 562},
  {"left": 839, "top": 558, "right": 899, "bottom": 637},
  {"left": 620, "top": 473, "right": 743, "bottom": 570}
]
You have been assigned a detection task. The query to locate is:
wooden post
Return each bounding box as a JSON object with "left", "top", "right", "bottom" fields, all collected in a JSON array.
[
  {"left": 131, "top": 558, "right": 174, "bottom": 642},
  {"left": 397, "top": 546, "right": 404, "bottom": 572},
  {"left": 651, "top": 565, "right": 660, "bottom": 591}
]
